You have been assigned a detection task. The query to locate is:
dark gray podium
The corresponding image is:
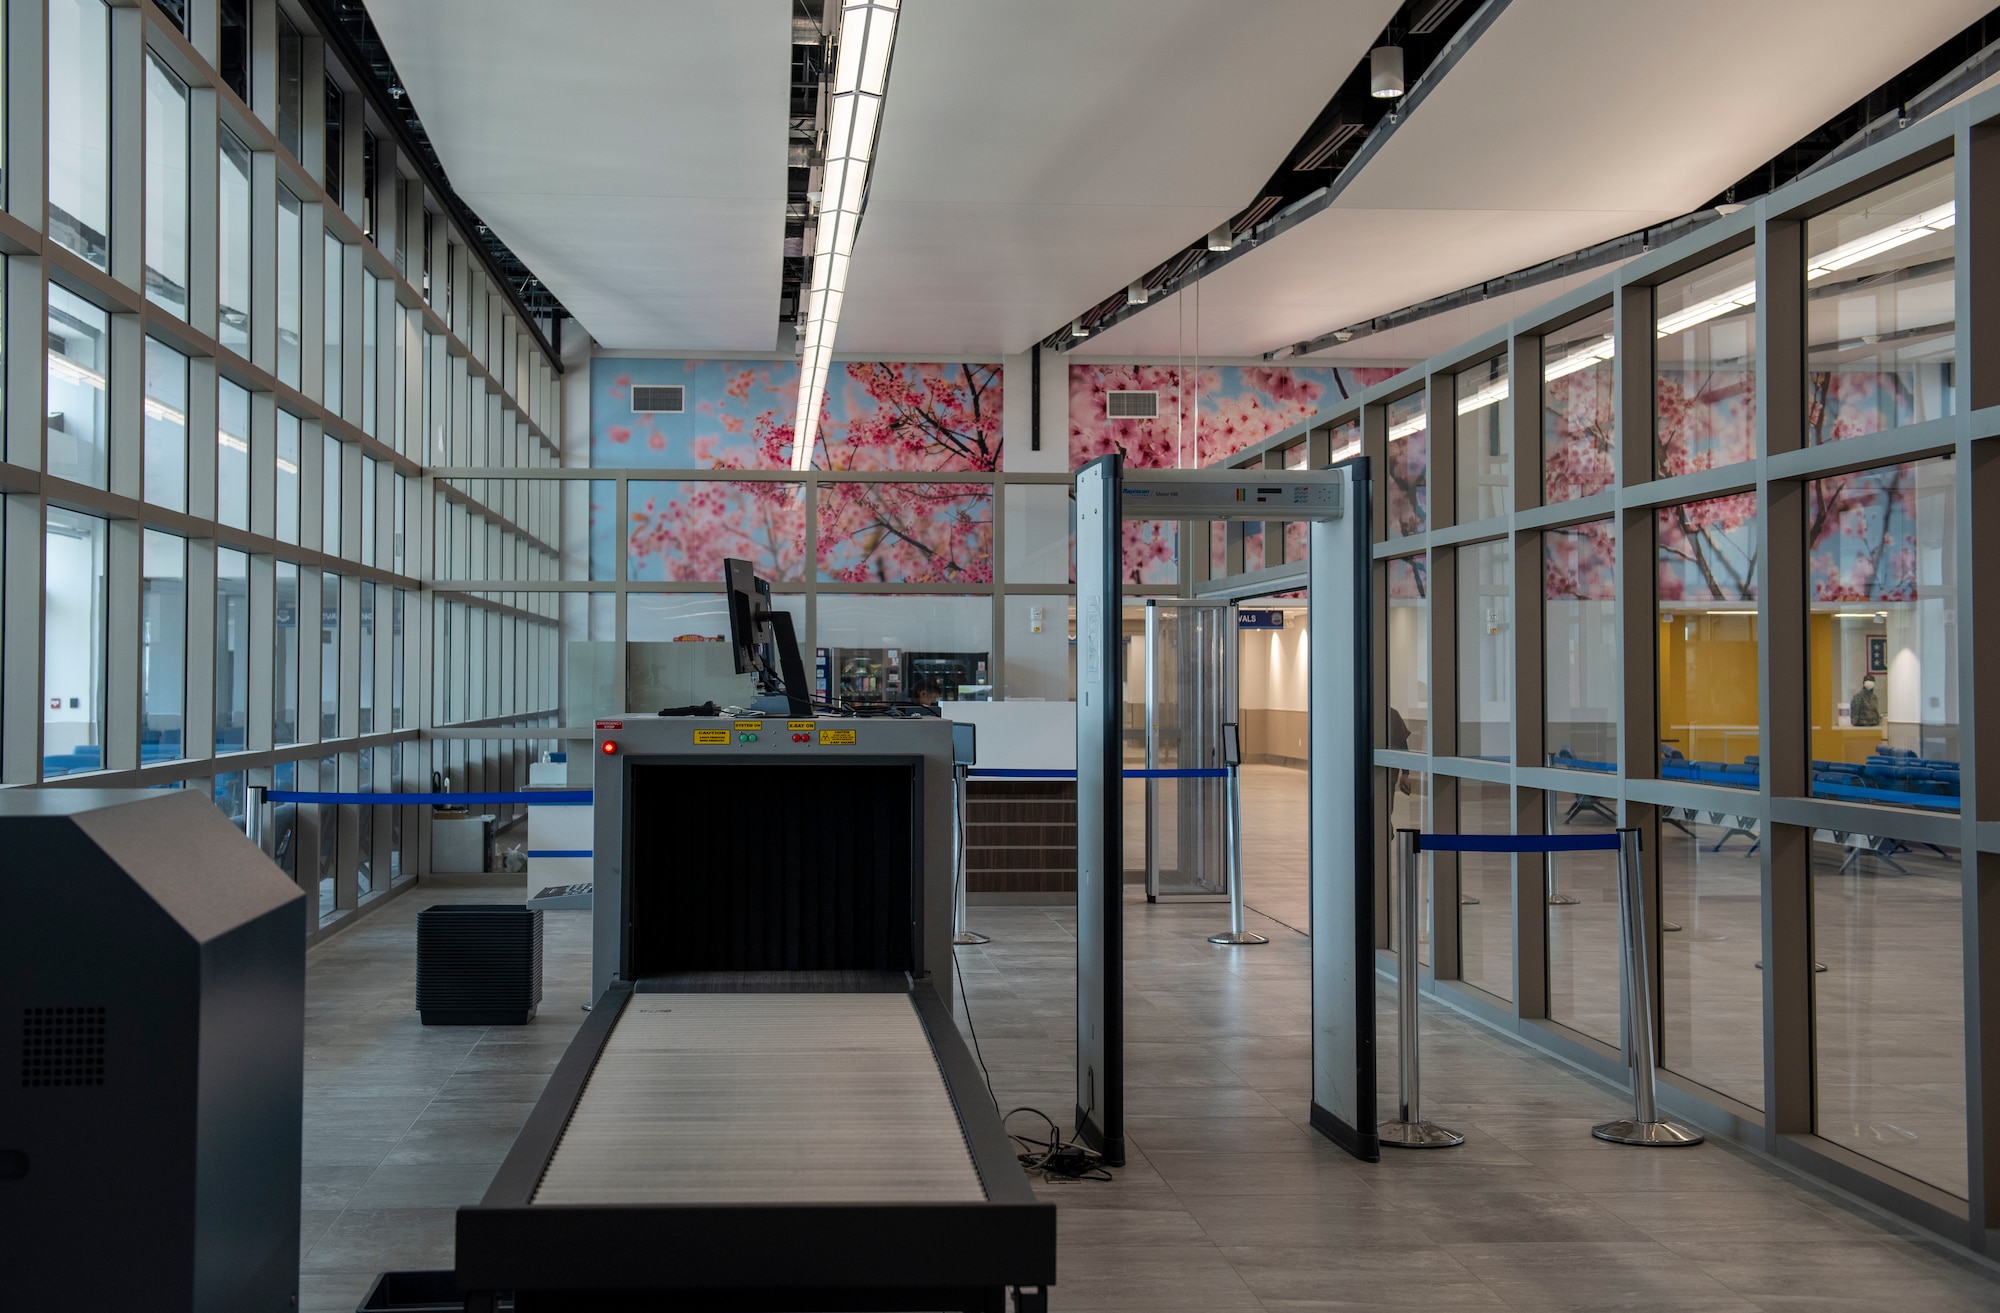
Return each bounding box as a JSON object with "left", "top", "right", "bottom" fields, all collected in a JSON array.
[{"left": 0, "top": 788, "right": 306, "bottom": 1312}]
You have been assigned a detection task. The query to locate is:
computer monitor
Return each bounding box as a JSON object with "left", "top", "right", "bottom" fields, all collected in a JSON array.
[{"left": 724, "top": 557, "right": 812, "bottom": 715}]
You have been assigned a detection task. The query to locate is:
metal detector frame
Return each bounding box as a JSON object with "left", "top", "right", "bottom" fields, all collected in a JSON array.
[{"left": 1072, "top": 456, "right": 1372, "bottom": 1167}]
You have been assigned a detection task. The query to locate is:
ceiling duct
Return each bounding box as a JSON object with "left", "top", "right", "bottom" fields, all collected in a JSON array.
[
  {"left": 1407, "top": 0, "right": 1466, "bottom": 36},
  {"left": 1292, "top": 114, "right": 1360, "bottom": 170}
]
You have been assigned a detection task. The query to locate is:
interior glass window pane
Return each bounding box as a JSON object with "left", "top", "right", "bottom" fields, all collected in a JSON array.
[
  {"left": 278, "top": 189, "right": 303, "bottom": 387},
  {"left": 1000, "top": 594, "right": 1073, "bottom": 701},
  {"left": 141, "top": 530, "right": 187, "bottom": 764},
  {"left": 1660, "top": 813, "right": 1765, "bottom": 1109},
  {"left": 1813, "top": 834, "right": 1965, "bottom": 1195},
  {"left": 215, "top": 548, "right": 249, "bottom": 752},
  {"left": 44, "top": 509, "right": 108, "bottom": 776},
  {"left": 812, "top": 595, "right": 992, "bottom": 702},
  {"left": 1544, "top": 521, "right": 1616, "bottom": 769},
  {"left": 324, "top": 435, "right": 343, "bottom": 555},
  {"left": 1456, "top": 538, "right": 1511, "bottom": 761},
  {"left": 1806, "top": 160, "right": 1955, "bottom": 443},
  {"left": 357, "top": 747, "right": 373, "bottom": 895},
  {"left": 143, "top": 51, "right": 190, "bottom": 316},
  {"left": 47, "top": 285, "right": 110, "bottom": 489},
  {"left": 143, "top": 337, "right": 189, "bottom": 511},
  {"left": 1655, "top": 246, "right": 1758, "bottom": 477},
  {"left": 276, "top": 410, "right": 301, "bottom": 543},
  {"left": 218, "top": 127, "right": 253, "bottom": 355},
  {"left": 276, "top": 13, "right": 303, "bottom": 158},
  {"left": 392, "top": 589, "right": 407, "bottom": 729},
  {"left": 1545, "top": 791, "right": 1617, "bottom": 1045},
  {"left": 1381, "top": 769, "right": 1432, "bottom": 984},
  {"left": 321, "top": 573, "right": 341, "bottom": 736},
  {"left": 324, "top": 235, "right": 344, "bottom": 411},
  {"left": 817, "top": 482, "right": 991, "bottom": 583},
  {"left": 49, "top": 0, "right": 110, "bottom": 269},
  {"left": 361, "top": 457, "right": 378, "bottom": 567},
  {"left": 361, "top": 274, "right": 379, "bottom": 437},
  {"left": 323, "top": 76, "right": 342, "bottom": 201},
  {"left": 359, "top": 581, "right": 375, "bottom": 734},
  {"left": 213, "top": 771, "right": 246, "bottom": 830},
  {"left": 272, "top": 759, "right": 298, "bottom": 883},
  {"left": 1807, "top": 456, "right": 1958, "bottom": 809},
  {"left": 217, "top": 378, "right": 250, "bottom": 530},
  {"left": 1002, "top": 484, "right": 1072, "bottom": 584},
  {"left": 1386, "top": 392, "right": 1429, "bottom": 538},
  {"left": 275, "top": 561, "right": 299, "bottom": 746},
  {"left": 393, "top": 475, "right": 408, "bottom": 574},
  {"left": 218, "top": 0, "right": 248, "bottom": 102},
  {"left": 1456, "top": 779, "right": 1513, "bottom": 1001},
  {"left": 1387, "top": 555, "right": 1428, "bottom": 752},
  {"left": 316, "top": 753, "right": 336, "bottom": 916},
  {"left": 1454, "top": 356, "right": 1509, "bottom": 523},
  {"left": 627, "top": 480, "right": 806, "bottom": 582},
  {"left": 1542, "top": 306, "right": 1616, "bottom": 503},
  {"left": 1658, "top": 494, "right": 1760, "bottom": 780}
]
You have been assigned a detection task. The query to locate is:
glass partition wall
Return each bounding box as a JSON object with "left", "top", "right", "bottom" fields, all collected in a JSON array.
[
  {"left": 2, "top": 3, "right": 561, "bottom": 938},
  {"left": 1210, "top": 116, "right": 2000, "bottom": 1255}
]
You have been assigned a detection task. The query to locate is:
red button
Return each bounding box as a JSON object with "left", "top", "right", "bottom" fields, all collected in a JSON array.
[{"left": 601, "top": 740, "right": 618, "bottom": 755}]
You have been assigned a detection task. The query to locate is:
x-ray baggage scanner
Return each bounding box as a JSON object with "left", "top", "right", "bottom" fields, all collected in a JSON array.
[
  {"left": 1074, "top": 456, "right": 1376, "bottom": 1166},
  {"left": 456, "top": 711, "right": 1055, "bottom": 1310}
]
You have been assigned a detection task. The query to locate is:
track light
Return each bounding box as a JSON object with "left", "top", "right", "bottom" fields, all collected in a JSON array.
[
  {"left": 1370, "top": 45, "right": 1405, "bottom": 99},
  {"left": 1207, "top": 224, "right": 1234, "bottom": 253},
  {"left": 1070, "top": 318, "right": 1090, "bottom": 338},
  {"left": 1127, "top": 281, "right": 1149, "bottom": 306}
]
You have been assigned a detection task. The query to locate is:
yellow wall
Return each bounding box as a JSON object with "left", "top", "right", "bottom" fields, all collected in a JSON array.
[
  {"left": 1657, "top": 613, "right": 1760, "bottom": 763},
  {"left": 1808, "top": 612, "right": 1889, "bottom": 765}
]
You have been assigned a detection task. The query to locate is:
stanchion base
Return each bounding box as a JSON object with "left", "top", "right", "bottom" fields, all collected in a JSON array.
[
  {"left": 1377, "top": 1119, "right": 1465, "bottom": 1148},
  {"left": 1590, "top": 1118, "right": 1705, "bottom": 1147},
  {"left": 1208, "top": 930, "right": 1269, "bottom": 945},
  {"left": 952, "top": 931, "right": 992, "bottom": 945}
]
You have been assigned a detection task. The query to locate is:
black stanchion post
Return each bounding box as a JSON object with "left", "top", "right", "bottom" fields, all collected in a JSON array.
[
  {"left": 1592, "top": 826, "right": 1704, "bottom": 1146},
  {"left": 1378, "top": 828, "right": 1462, "bottom": 1148}
]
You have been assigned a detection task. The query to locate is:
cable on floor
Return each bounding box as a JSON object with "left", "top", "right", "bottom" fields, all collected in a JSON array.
[{"left": 953, "top": 943, "right": 1112, "bottom": 1183}]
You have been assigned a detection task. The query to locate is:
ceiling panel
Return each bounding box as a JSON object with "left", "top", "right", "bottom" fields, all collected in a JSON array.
[
  {"left": 832, "top": 0, "right": 1402, "bottom": 357},
  {"left": 1085, "top": 0, "right": 1991, "bottom": 359},
  {"left": 367, "top": 0, "right": 792, "bottom": 351}
]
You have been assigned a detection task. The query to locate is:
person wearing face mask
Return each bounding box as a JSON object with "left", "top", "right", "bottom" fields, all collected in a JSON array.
[{"left": 1849, "top": 674, "right": 1883, "bottom": 728}]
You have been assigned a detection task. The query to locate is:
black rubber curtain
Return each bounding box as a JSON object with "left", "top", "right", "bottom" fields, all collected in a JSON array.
[{"left": 627, "top": 762, "right": 917, "bottom": 976}]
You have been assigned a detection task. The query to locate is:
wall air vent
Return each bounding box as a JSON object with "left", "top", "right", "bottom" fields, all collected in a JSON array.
[
  {"left": 1106, "top": 391, "right": 1160, "bottom": 420},
  {"left": 631, "top": 385, "right": 685, "bottom": 414}
]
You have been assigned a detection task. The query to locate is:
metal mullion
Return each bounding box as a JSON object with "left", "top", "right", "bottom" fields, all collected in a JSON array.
[
  {"left": 1617, "top": 463, "right": 1760, "bottom": 511},
  {"left": 1, "top": 494, "right": 46, "bottom": 782},
  {"left": 1514, "top": 490, "right": 1618, "bottom": 533},
  {"left": 104, "top": 517, "right": 142, "bottom": 773},
  {"left": 185, "top": 535, "right": 218, "bottom": 760}
]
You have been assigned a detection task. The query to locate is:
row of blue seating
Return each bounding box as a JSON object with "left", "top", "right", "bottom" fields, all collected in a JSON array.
[
  {"left": 1548, "top": 744, "right": 1960, "bottom": 810},
  {"left": 44, "top": 732, "right": 248, "bottom": 779}
]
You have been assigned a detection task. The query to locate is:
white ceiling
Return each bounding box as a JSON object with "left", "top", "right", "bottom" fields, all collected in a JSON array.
[
  {"left": 830, "top": 0, "right": 1401, "bottom": 356},
  {"left": 1081, "top": 0, "right": 1994, "bottom": 360},
  {"left": 367, "top": 0, "right": 792, "bottom": 352}
]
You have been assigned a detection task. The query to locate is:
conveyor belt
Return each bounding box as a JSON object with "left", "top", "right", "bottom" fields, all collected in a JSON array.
[{"left": 533, "top": 993, "right": 986, "bottom": 1205}]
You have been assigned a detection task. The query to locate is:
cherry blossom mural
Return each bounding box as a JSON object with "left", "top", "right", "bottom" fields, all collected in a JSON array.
[
  {"left": 1068, "top": 363, "right": 1397, "bottom": 583},
  {"left": 1656, "top": 367, "right": 1756, "bottom": 478},
  {"left": 1544, "top": 358, "right": 1616, "bottom": 503},
  {"left": 1807, "top": 461, "right": 1931, "bottom": 601},
  {"left": 817, "top": 482, "right": 993, "bottom": 583},
  {"left": 626, "top": 480, "right": 807, "bottom": 583},
  {"left": 1657, "top": 493, "right": 1758, "bottom": 603},
  {"left": 591, "top": 358, "right": 1002, "bottom": 581},
  {"left": 1544, "top": 521, "right": 1617, "bottom": 601},
  {"left": 1388, "top": 553, "right": 1428, "bottom": 601},
  {"left": 1807, "top": 366, "right": 1955, "bottom": 447}
]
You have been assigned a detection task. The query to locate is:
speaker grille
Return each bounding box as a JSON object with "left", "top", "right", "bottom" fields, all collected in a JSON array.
[
  {"left": 1106, "top": 390, "right": 1159, "bottom": 419},
  {"left": 21, "top": 1006, "right": 105, "bottom": 1087}
]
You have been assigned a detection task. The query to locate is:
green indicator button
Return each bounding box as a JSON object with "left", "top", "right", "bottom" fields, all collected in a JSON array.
[{"left": 738, "top": 732, "right": 757, "bottom": 742}]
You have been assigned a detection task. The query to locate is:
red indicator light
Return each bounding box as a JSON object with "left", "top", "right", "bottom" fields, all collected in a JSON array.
[{"left": 601, "top": 740, "right": 618, "bottom": 755}]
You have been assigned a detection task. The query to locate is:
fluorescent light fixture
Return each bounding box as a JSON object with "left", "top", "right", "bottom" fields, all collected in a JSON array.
[
  {"left": 791, "top": 0, "right": 900, "bottom": 473},
  {"left": 1455, "top": 378, "right": 1509, "bottom": 414},
  {"left": 1833, "top": 611, "right": 1879, "bottom": 618},
  {"left": 48, "top": 353, "right": 107, "bottom": 390},
  {"left": 1655, "top": 280, "right": 1758, "bottom": 337},
  {"left": 1387, "top": 411, "right": 1428, "bottom": 441},
  {"left": 1706, "top": 609, "right": 1758, "bottom": 615},
  {"left": 1807, "top": 201, "right": 1954, "bottom": 280},
  {"left": 1544, "top": 334, "right": 1616, "bottom": 381},
  {"left": 1329, "top": 438, "right": 1361, "bottom": 463},
  {"left": 142, "top": 397, "right": 185, "bottom": 426}
]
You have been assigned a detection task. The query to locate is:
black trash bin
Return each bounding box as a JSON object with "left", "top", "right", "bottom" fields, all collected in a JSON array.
[{"left": 416, "top": 904, "right": 542, "bottom": 1025}]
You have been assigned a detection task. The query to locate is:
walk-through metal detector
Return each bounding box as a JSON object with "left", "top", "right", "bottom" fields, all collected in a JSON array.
[
  {"left": 1074, "top": 455, "right": 1374, "bottom": 1166},
  {"left": 1144, "top": 598, "right": 1236, "bottom": 902}
]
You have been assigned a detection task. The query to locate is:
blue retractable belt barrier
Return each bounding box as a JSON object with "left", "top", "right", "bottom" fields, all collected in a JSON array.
[
  {"left": 264, "top": 790, "right": 593, "bottom": 806},
  {"left": 966, "top": 768, "right": 1229, "bottom": 780},
  {"left": 1412, "top": 832, "right": 1623, "bottom": 854},
  {"left": 525, "top": 849, "right": 592, "bottom": 859}
]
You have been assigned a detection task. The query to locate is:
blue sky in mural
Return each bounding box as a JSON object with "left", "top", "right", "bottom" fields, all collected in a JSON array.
[{"left": 592, "top": 358, "right": 801, "bottom": 469}]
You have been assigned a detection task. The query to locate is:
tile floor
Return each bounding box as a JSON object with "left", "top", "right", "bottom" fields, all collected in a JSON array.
[{"left": 298, "top": 856, "right": 2000, "bottom": 1313}]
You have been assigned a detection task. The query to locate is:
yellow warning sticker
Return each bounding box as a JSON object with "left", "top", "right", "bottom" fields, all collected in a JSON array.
[
  {"left": 787, "top": 720, "right": 816, "bottom": 732},
  {"left": 733, "top": 719, "right": 763, "bottom": 731},
  {"left": 693, "top": 729, "right": 730, "bottom": 745},
  {"left": 818, "top": 728, "right": 858, "bottom": 745}
]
